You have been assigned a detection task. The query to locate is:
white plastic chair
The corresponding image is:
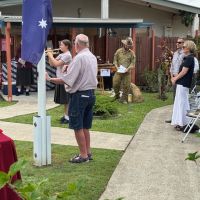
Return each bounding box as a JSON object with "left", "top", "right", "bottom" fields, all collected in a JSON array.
[
  {"left": 182, "top": 92, "right": 200, "bottom": 142},
  {"left": 182, "top": 111, "right": 200, "bottom": 143}
]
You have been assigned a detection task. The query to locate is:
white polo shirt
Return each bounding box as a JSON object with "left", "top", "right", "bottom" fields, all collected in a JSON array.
[{"left": 62, "top": 48, "right": 98, "bottom": 93}]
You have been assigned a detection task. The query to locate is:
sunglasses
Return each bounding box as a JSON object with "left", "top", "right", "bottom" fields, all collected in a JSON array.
[{"left": 177, "top": 42, "right": 183, "bottom": 44}]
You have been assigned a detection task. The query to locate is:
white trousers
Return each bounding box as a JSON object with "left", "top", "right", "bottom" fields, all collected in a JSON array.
[{"left": 171, "top": 84, "right": 190, "bottom": 126}]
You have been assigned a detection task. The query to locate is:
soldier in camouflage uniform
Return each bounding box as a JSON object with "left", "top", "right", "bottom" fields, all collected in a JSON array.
[{"left": 112, "top": 37, "right": 136, "bottom": 103}]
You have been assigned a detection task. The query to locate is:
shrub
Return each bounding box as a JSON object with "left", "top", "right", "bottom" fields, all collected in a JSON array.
[
  {"left": 93, "top": 95, "right": 118, "bottom": 119},
  {"left": 142, "top": 69, "right": 158, "bottom": 92}
]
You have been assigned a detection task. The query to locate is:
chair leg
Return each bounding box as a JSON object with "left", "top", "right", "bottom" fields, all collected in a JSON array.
[
  {"left": 182, "top": 117, "right": 199, "bottom": 143},
  {"left": 183, "top": 118, "right": 193, "bottom": 132}
]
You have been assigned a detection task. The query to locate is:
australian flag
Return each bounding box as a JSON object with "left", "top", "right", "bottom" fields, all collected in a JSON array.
[{"left": 21, "top": 0, "right": 52, "bottom": 65}]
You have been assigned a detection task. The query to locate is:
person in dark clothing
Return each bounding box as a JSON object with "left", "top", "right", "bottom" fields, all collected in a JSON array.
[{"left": 16, "top": 45, "right": 34, "bottom": 96}]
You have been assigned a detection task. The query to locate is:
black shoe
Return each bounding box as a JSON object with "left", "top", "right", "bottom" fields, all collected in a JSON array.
[
  {"left": 16, "top": 90, "right": 22, "bottom": 96},
  {"left": 60, "top": 117, "right": 69, "bottom": 124},
  {"left": 25, "top": 91, "right": 30, "bottom": 96},
  {"left": 69, "top": 155, "right": 89, "bottom": 163},
  {"left": 88, "top": 153, "right": 93, "bottom": 160},
  {"left": 165, "top": 120, "right": 171, "bottom": 123},
  {"left": 60, "top": 116, "right": 65, "bottom": 121}
]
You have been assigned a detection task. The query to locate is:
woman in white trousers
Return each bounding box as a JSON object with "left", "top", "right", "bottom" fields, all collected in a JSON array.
[{"left": 171, "top": 40, "right": 197, "bottom": 131}]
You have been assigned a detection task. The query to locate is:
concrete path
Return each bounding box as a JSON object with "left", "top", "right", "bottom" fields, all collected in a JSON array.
[
  {"left": 100, "top": 106, "right": 200, "bottom": 200},
  {"left": 0, "top": 91, "right": 131, "bottom": 150},
  {"left": 0, "top": 91, "right": 57, "bottom": 119},
  {"left": 0, "top": 121, "right": 131, "bottom": 150}
]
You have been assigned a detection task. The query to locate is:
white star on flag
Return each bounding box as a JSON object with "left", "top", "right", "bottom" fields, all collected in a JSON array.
[{"left": 38, "top": 18, "right": 47, "bottom": 28}]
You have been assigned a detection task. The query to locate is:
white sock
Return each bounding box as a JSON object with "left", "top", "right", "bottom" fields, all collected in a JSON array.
[{"left": 64, "top": 115, "right": 69, "bottom": 120}]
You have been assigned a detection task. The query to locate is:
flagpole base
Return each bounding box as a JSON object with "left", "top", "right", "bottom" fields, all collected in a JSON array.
[{"left": 33, "top": 115, "right": 51, "bottom": 166}]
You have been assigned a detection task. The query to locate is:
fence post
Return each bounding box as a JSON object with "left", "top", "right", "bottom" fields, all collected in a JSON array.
[
  {"left": 151, "top": 29, "right": 155, "bottom": 70},
  {"left": 131, "top": 27, "right": 136, "bottom": 84}
]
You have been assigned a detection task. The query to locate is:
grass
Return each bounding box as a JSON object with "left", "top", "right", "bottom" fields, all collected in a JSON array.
[
  {"left": 0, "top": 99, "right": 16, "bottom": 107},
  {"left": 2, "top": 92, "right": 173, "bottom": 135},
  {"left": 15, "top": 141, "right": 123, "bottom": 200},
  {"left": 1, "top": 92, "right": 173, "bottom": 199}
]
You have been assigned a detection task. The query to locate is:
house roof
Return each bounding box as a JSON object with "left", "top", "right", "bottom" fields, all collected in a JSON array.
[
  {"left": 139, "top": 0, "right": 200, "bottom": 13},
  {"left": 0, "top": 0, "right": 200, "bottom": 13},
  {"left": 168, "top": 0, "right": 200, "bottom": 8},
  {"left": 0, "top": 0, "right": 21, "bottom": 7}
]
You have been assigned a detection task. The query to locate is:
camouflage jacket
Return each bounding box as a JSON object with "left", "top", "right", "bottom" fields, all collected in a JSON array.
[{"left": 113, "top": 48, "right": 136, "bottom": 72}]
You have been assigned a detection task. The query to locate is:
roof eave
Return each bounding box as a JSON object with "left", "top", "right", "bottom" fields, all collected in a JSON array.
[
  {"left": 141, "top": 0, "right": 200, "bottom": 14},
  {"left": 1, "top": 16, "right": 143, "bottom": 24}
]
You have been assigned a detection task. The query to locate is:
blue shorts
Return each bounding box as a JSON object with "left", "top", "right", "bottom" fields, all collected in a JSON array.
[{"left": 68, "top": 90, "right": 96, "bottom": 130}]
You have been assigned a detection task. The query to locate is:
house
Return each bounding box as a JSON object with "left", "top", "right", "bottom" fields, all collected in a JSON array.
[{"left": 0, "top": 0, "right": 199, "bottom": 86}]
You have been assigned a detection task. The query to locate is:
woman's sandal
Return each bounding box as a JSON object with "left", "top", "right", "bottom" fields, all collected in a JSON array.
[{"left": 175, "top": 125, "right": 182, "bottom": 131}]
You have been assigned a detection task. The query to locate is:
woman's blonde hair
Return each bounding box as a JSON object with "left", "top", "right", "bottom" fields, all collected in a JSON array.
[{"left": 183, "top": 40, "right": 197, "bottom": 53}]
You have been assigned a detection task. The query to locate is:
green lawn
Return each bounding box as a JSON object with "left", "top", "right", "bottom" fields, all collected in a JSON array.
[
  {"left": 15, "top": 141, "right": 123, "bottom": 200},
  {"left": 0, "top": 92, "right": 173, "bottom": 199},
  {"left": 2, "top": 92, "right": 173, "bottom": 135},
  {"left": 0, "top": 100, "right": 16, "bottom": 107}
]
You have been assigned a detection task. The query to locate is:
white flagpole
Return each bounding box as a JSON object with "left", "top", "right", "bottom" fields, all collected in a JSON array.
[
  {"left": 33, "top": 50, "right": 51, "bottom": 166},
  {"left": 37, "top": 51, "right": 47, "bottom": 165}
]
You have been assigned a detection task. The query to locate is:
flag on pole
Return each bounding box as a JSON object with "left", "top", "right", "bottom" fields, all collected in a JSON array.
[{"left": 21, "top": 0, "right": 53, "bottom": 65}]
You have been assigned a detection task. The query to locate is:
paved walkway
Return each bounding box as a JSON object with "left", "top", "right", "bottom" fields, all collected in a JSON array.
[
  {"left": 100, "top": 106, "right": 200, "bottom": 200},
  {"left": 1, "top": 92, "right": 200, "bottom": 200}
]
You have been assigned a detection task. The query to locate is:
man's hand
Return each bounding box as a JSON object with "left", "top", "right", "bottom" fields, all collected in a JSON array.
[
  {"left": 125, "top": 68, "right": 129, "bottom": 73},
  {"left": 45, "top": 72, "right": 51, "bottom": 81},
  {"left": 62, "top": 65, "right": 68, "bottom": 73}
]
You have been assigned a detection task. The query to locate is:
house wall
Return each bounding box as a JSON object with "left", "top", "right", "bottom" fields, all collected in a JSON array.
[
  {"left": 0, "top": 0, "right": 193, "bottom": 37},
  {"left": 109, "top": 0, "right": 192, "bottom": 37}
]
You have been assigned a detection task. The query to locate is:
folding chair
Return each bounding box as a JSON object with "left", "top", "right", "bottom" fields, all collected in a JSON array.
[
  {"left": 182, "top": 111, "right": 200, "bottom": 143},
  {"left": 182, "top": 92, "right": 200, "bottom": 143}
]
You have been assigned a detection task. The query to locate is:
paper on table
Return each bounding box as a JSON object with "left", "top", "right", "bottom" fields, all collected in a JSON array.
[
  {"left": 100, "top": 69, "right": 111, "bottom": 77},
  {"left": 117, "top": 65, "right": 126, "bottom": 73}
]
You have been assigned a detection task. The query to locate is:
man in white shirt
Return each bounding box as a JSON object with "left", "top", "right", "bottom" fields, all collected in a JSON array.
[
  {"left": 190, "top": 56, "right": 199, "bottom": 91},
  {"left": 46, "top": 34, "right": 98, "bottom": 163}
]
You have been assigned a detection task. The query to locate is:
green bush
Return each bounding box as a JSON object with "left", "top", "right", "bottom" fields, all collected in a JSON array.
[
  {"left": 143, "top": 69, "right": 158, "bottom": 92},
  {"left": 93, "top": 95, "right": 118, "bottom": 119}
]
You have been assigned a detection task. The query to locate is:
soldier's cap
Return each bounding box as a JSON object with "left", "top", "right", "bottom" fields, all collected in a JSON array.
[{"left": 121, "top": 37, "right": 133, "bottom": 47}]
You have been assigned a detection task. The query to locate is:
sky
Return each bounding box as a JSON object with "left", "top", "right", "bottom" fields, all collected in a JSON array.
[{"left": 168, "top": 0, "right": 200, "bottom": 8}]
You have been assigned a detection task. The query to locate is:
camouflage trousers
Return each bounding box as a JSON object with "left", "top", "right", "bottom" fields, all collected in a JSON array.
[{"left": 113, "top": 72, "right": 131, "bottom": 101}]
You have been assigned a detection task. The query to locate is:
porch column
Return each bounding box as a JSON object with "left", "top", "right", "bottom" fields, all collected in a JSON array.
[
  {"left": 105, "top": 28, "right": 109, "bottom": 62},
  {"left": 5, "top": 22, "right": 12, "bottom": 102},
  {"left": 101, "top": 0, "right": 109, "bottom": 62},
  {"left": 131, "top": 28, "right": 136, "bottom": 84},
  {"left": 101, "top": 0, "right": 109, "bottom": 19},
  {"left": 191, "top": 14, "right": 199, "bottom": 38},
  {"left": 71, "top": 28, "right": 76, "bottom": 57}
]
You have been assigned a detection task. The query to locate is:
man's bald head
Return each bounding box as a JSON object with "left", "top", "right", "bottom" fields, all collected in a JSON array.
[{"left": 75, "top": 34, "right": 89, "bottom": 48}]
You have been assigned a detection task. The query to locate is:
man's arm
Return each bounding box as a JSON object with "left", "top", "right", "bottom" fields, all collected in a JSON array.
[
  {"left": 113, "top": 50, "right": 119, "bottom": 70},
  {"left": 45, "top": 72, "right": 65, "bottom": 84},
  {"left": 126, "top": 50, "right": 136, "bottom": 72}
]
